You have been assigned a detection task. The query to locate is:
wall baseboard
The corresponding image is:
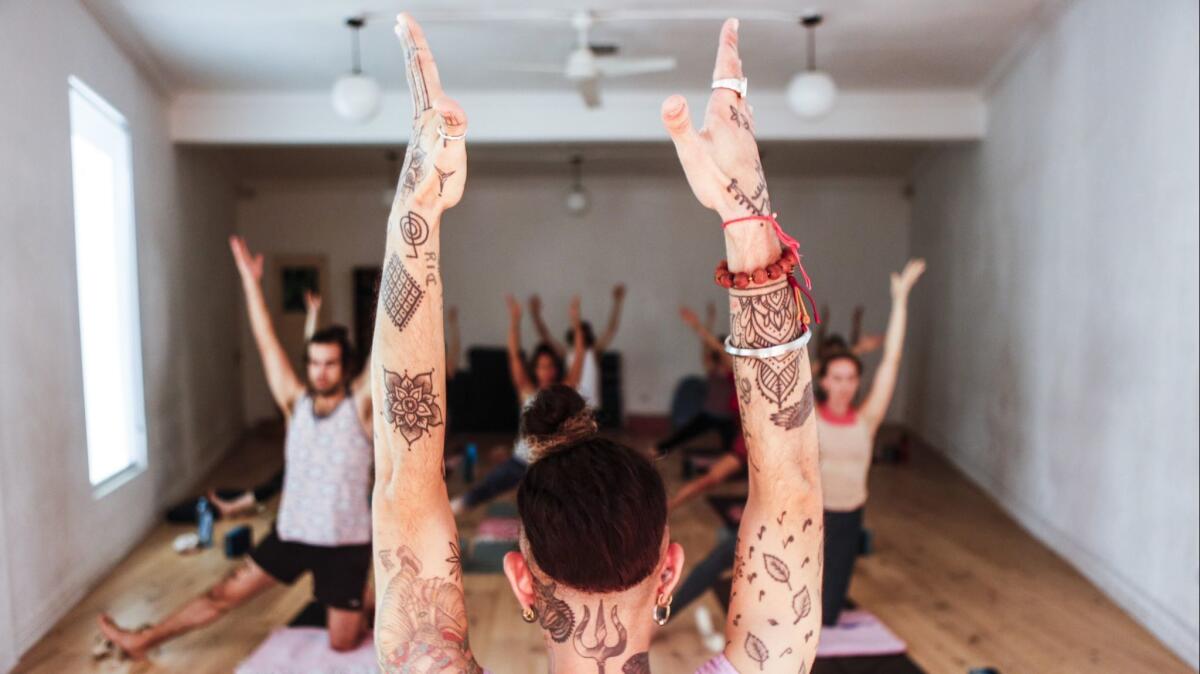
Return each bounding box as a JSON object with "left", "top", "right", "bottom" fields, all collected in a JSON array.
[{"left": 934, "top": 444, "right": 1199, "bottom": 669}]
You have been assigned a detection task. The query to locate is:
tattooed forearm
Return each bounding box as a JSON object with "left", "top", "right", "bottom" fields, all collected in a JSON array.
[
  {"left": 375, "top": 545, "right": 481, "bottom": 674},
  {"left": 446, "top": 542, "right": 463, "bottom": 581},
  {"left": 531, "top": 574, "right": 575, "bottom": 643},
  {"left": 382, "top": 367, "right": 443, "bottom": 446},
  {"left": 382, "top": 254, "right": 424, "bottom": 332},
  {"left": 435, "top": 167, "right": 455, "bottom": 196},
  {"left": 572, "top": 600, "right": 628, "bottom": 673},
  {"left": 726, "top": 177, "right": 770, "bottom": 216},
  {"left": 730, "top": 281, "right": 801, "bottom": 349},
  {"left": 744, "top": 632, "right": 769, "bottom": 670},
  {"left": 399, "top": 23, "right": 432, "bottom": 116}
]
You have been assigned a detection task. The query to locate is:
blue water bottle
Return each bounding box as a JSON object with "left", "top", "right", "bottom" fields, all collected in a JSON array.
[
  {"left": 196, "top": 497, "right": 214, "bottom": 548},
  {"left": 464, "top": 443, "right": 477, "bottom": 484}
]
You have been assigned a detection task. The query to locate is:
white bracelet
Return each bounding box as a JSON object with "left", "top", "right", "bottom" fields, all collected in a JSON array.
[{"left": 724, "top": 328, "right": 812, "bottom": 359}]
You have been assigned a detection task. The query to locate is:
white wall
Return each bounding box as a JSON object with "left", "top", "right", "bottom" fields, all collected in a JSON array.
[
  {"left": 235, "top": 169, "right": 912, "bottom": 420},
  {"left": 905, "top": 0, "right": 1199, "bottom": 665},
  {"left": 0, "top": 1, "right": 243, "bottom": 666}
]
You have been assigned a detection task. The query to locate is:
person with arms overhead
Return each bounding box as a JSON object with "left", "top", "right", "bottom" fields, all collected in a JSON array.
[{"left": 370, "top": 15, "right": 823, "bottom": 673}]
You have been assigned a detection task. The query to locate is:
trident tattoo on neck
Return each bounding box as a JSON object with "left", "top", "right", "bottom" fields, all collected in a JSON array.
[{"left": 572, "top": 600, "right": 628, "bottom": 673}]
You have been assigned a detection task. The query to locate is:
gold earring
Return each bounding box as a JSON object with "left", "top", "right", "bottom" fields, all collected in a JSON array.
[
  {"left": 522, "top": 605, "right": 538, "bottom": 623},
  {"left": 652, "top": 593, "right": 673, "bottom": 626}
]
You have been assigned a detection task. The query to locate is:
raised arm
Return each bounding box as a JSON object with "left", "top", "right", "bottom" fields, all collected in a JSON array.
[
  {"left": 527, "top": 294, "right": 566, "bottom": 358},
  {"left": 370, "top": 15, "right": 480, "bottom": 673},
  {"left": 303, "top": 290, "right": 322, "bottom": 341},
  {"left": 562, "top": 295, "right": 588, "bottom": 388},
  {"left": 858, "top": 259, "right": 925, "bottom": 432},
  {"left": 682, "top": 305, "right": 733, "bottom": 371},
  {"left": 229, "top": 236, "right": 304, "bottom": 415},
  {"left": 592, "top": 283, "right": 626, "bottom": 352},
  {"left": 662, "top": 19, "right": 822, "bottom": 674},
  {"left": 505, "top": 294, "right": 535, "bottom": 397}
]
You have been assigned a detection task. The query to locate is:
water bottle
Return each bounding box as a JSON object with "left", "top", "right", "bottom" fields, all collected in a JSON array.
[
  {"left": 464, "top": 443, "right": 477, "bottom": 484},
  {"left": 196, "top": 497, "right": 214, "bottom": 548}
]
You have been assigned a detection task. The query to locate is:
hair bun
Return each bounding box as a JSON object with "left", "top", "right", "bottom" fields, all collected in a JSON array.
[{"left": 521, "top": 384, "right": 597, "bottom": 462}]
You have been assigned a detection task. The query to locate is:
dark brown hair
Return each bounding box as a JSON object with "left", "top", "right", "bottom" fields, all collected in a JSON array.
[
  {"left": 517, "top": 385, "right": 667, "bottom": 593},
  {"left": 308, "top": 325, "right": 357, "bottom": 375},
  {"left": 818, "top": 350, "right": 863, "bottom": 378}
]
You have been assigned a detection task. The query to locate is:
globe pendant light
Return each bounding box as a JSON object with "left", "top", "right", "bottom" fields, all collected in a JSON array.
[
  {"left": 332, "top": 16, "right": 382, "bottom": 123},
  {"left": 786, "top": 13, "right": 838, "bottom": 119}
]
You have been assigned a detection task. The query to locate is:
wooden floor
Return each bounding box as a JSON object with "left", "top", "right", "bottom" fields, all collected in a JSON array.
[{"left": 13, "top": 425, "right": 1193, "bottom": 674}]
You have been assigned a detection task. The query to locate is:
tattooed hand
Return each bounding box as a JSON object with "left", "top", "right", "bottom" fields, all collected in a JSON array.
[
  {"left": 391, "top": 13, "right": 466, "bottom": 220},
  {"left": 661, "top": 19, "right": 777, "bottom": 270}
]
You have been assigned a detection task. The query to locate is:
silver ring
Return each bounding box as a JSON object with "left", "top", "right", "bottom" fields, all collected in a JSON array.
[
  {"left": 724, "top": 328, "right": 812, "bottom": 359},
  {"left": 711, "top": 77, "right": 748, "bottom": 98},
  {"left": 437, "top": 124, "right": 466, "bottom": 142}
]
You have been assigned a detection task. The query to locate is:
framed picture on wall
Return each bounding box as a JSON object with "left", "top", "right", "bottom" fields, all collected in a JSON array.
[
  {"left": 354, "top": 266, "right": 382, "bottom": 359},
  {"left": 281, "top": 265, "right": 319, "bottom": 314}
]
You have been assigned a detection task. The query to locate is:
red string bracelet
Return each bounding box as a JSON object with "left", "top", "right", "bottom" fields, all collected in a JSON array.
[{"left": 721, "top": 213, "right": 821, "bottom": 325}]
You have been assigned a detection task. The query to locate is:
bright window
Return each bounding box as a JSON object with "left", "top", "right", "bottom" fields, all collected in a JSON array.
[{"left": 68, "top": 77, "right": 147, "bottom": 492}]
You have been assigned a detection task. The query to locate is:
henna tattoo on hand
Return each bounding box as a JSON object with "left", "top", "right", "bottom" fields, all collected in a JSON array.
[
  {"left": 531, "top": 574, "right": 575, "bottom": 643},
  {"left": 730, "top": 105, "right": 752, "bottom": 131},
  {"left": 572, "top": 600, "right": 628, "bottom": 673},
  {"left": 399, "top": 211, "right": 430, "bottom": 259},
  {"left": 399, "top": 23, "right": 432, "bottom": 116},
  {"left": 770, "top": 382, "right": 814, "bottom": 429},
  {"left": 435, "top": 167, "right": 455, "bottom": 196},
  {"left": 382, "top": 254, "right": 424, "bottom": 332},
  {"left": 621, "top": 652, "right": 650, "bottom": 674},
  {"left": 382, "top": 367, "right": 444, "bottom": 446},
  {"left": 731, "top": 282, "right": 801, "bottom": 349},
  {"left": 727, "top": 178, "right": 770, "bottom": 216},
  {"left": 375, "top": 545, "right": 481, "bottom": 674}
]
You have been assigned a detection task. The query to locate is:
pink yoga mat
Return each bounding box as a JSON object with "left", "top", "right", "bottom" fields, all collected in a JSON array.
[
  {"left": 816, "top": 609, "right": 907, "bottom": 658},
  {"left": 236, "top": 627, "right": 379, "bottom": 674}
]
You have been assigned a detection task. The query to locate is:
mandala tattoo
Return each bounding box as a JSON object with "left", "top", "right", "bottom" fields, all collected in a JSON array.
[
  {"left": 769, "top": 382, "right": 815, "bottom": 429},
  {"left": 382, "top": 367, "right": 443, "bottom": 446},
  {"left": 531, "top": 574, "right": 575, "bottom": 643},
  {"left": 572, "top": 600, "right": 628, "bottom": 673},
  {"left": 375, "top": 545, "right": 481, "bottom": 674},
  {"left": 382, "top": 254, "right": 424, "bottom": 333}
]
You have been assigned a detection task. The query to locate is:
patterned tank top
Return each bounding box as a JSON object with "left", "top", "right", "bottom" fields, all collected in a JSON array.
[{"left": 276, "top": 393, "right": 372, "bottom": 546}]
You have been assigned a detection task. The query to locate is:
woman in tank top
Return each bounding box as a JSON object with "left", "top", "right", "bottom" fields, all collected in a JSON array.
[
  {"left": 449, "top": 294, "right": 586, "bottom": 515},
  {"left": 816, "top": 258, "right": 925, "bottom": 625},
  {"left": 529, "top": 283, "right": 626, "bottom": 410}
]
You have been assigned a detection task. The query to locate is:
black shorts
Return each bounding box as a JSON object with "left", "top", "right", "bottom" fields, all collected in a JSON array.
[{"left": 250, "top": 528, "right": 371, "bottom": 611}]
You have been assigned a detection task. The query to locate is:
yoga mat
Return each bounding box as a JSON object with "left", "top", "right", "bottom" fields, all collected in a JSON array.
[
  {"left": 236, "top": 627, "right": 379, "bottom": 674},
  {"left": 476, "top": 517, "right": 521, "bottom": 542},
  {"left": 817, "top": 610, "right": 906, "bottom": 658}
]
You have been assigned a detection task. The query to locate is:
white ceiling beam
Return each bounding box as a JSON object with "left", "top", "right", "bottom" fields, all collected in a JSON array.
[{"left": 170, "top": 89, "right": 985, "bottom": 145}]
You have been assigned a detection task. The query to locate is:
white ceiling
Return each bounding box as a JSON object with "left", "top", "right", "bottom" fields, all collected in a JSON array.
[{"left": 85, "top": 0, "right": 1051, "bottom": 95}]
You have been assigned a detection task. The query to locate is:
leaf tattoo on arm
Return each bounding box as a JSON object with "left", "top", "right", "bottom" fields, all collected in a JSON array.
[
  {"left": 769, "top": 382, "right": 814, "bottom": 430},
  {"left": 792, "top": 586, "right": 812, "bottom": 625},
  {"left": 744, "top": 632, "right": 770, "bottom": 671},
  {"left": 762, "top": 553, "right": 793, "bottom": 590}
]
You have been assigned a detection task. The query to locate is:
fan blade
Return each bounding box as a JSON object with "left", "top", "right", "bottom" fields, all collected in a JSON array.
[
  {"left": 595, "top": 57, "right": 677, "bottom": 77},
  {"left": 577, "top": 78, "right": 601, "bottom": 108}
]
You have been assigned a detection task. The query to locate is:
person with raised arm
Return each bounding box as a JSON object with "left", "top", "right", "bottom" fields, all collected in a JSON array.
[
  {"left": 371, "top": 16, "right": 822, "bottom": 674},
  {"left": 816, "top": 258, "right": 924, "bottom": 625},
  {"left": 97, "top": 240, "right": 375, "bottom": 658},
  {"left": 651, "top": 304, "right": 739, "bottom": 459},
  {"left": 448, "top": 294, "right": 585, "bottom": 515},
  {"left": 529, "top": 282, "right": 625, "bottom": 409}
]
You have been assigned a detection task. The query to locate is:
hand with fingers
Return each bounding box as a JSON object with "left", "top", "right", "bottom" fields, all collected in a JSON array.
[
  {"left": 228, "top": 236, "right": 264, "bottom": 284},
  {"left": 506, "top": 294, "right": 522, "bottom": 321},
  {"left": 679, "top": 306, "right": 701, "bottom": 329},
  {"left": 303, "top": 290, "right": 322, "bottom": 314},
  {"left": 390, "top": 13, "right": 467, "bottom": 221},
  {"left": 891, "top": 259, "right": 927, "bottom": 298},
  {"left": 661, "top": 18, "right": 778, "bottom": 271}
]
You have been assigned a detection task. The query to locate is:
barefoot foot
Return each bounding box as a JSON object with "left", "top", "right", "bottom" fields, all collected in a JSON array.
[{"left": 96, "top": 614, "right": 153, "bottom": 660}]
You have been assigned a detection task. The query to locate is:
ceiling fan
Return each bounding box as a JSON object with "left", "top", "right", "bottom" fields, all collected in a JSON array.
[{"left": 495, "top": 10, "right": 677, "bottom": 108}]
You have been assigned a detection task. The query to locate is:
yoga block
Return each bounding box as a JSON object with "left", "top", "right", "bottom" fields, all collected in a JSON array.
[{"left": 225, "top": 525, "right": 252, "bottom": 558}]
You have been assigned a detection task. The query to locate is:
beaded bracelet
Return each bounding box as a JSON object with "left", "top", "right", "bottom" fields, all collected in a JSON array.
[{"left": 713, "top": 248, "right": 798, "bottom": 289}]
